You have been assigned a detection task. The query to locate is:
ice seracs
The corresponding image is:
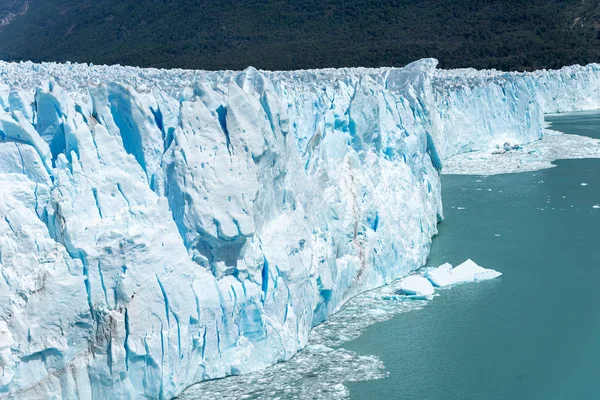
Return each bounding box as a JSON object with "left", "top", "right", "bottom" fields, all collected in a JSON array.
[
  {"left": 0, "top": 57, "right": 597, "bottom": 399},
  {"left": 0, "top": 59, "right": 444, "bottom": 399},
  {"left": 426, "top": 259, "right": 502, "bottom": 287}
]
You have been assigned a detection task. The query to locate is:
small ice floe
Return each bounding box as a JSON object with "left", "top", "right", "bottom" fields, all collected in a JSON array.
[
  {"left": 425, "top": 259, "right": 502, "bottom": 288},
  {"left": 581, "top": 183, "right": 589, "bottom": 186},
  {"left": 397, "top": 275, "right": 435, "bottom": 299},
  {"left": 457, "top": 207, "right": 466, "bottom": 210},
  {"left": 494, "top": 234, "right": 501, "bottom": 237},
  {"left": 593, "top": 205, "right": 600, "bottom": 209}
]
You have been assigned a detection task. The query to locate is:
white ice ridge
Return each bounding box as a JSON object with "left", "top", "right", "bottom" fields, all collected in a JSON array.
[{"left": 0, "top": 58, "right": 598, "bottom": 399}]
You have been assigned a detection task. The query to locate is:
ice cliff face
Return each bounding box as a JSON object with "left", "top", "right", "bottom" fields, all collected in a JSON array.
[
  {"left": 430, "top": 63, "right": 600, "bottom": 159},
  {"left": 0, "top": 58, "right": 598, "bottom": 399}
]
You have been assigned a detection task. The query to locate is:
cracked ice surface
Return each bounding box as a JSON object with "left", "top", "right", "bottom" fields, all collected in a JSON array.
[{"left": 1, "top": 57, "right": 599, "bottom": 399}]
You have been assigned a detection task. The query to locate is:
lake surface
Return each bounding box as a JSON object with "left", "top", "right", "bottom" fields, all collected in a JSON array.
[
  {"left": 546, "top": 111, "right": 600, "bottom": 140},
  {"left": 344, "top": 112, "right": 600, "bottom": 399}
]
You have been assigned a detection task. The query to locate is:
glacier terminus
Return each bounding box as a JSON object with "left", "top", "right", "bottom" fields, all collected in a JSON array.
[{"left": 1, "top": 58, "right": 600, "bottom": 399}]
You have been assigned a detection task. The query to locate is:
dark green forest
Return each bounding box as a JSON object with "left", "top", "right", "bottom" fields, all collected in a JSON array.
[{"left": 0, "top": 0, "right": 599, "bottom": 71}]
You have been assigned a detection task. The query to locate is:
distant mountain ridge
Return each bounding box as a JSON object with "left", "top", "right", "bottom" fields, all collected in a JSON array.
[
  {"left": 0, "top": 0, "right": 29, "bottom": 29},
  {"left": 0, "top": 0, "right": 598, "bottom": 71}
]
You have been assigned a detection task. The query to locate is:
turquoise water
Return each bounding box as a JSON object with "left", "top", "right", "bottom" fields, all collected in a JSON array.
[
  {"left": 546, "top": 111, "right": 600, "bottom": 139},
  {"left": 344, "top": 113, "right": 600, "bottom": 399}
]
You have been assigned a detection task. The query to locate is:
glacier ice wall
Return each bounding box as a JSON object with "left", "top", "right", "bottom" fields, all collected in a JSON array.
[
  {"left": 0, "top": 58, "right": 598, "bottom": 399},
  {"left": 430, "top": 63, "right": 600, "bottom": 159}
]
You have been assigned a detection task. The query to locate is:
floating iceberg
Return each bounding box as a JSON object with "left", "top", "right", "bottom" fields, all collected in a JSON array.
[
  {"left": 426, "top": 260, "right": 502, "bottom": 287},
  {"left": 398, "top": 275, "right": 435, "bottom": 296},
  {"left": 0, "top": 58, "right": 596, "bottom": 399},
  {"left": 424, "top": 262, "right": 455, "bottom": 287}
]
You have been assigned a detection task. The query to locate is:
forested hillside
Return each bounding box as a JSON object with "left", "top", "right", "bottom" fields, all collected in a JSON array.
[{"left": 0, "top": 0, "right": 598, "bottom": 71}]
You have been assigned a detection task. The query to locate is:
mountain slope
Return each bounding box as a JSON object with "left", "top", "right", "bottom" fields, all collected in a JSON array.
[{"left": 0, "top": 1, "right": 598, "bottom": 72}]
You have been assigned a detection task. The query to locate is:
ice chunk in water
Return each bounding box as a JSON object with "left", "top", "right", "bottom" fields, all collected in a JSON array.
[
  {"left": 474, "top": 269, "right": 503, "bottom": 281},
  {"left": 398, "top": 275, "right": 435, "bottom": 296},
  {"left": 425, "top": 262, "right": 454, "bottom": 287},
  {"left": 426, "top": 259, "right": 501, "bottom": 287}
]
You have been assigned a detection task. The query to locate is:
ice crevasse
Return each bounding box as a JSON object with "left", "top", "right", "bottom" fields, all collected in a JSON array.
[{"left": 0, "top": 58, "right": 599, "bottom": 399}]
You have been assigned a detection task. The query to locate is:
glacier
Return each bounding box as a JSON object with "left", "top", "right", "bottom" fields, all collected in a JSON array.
[{"left": 0, "top": 58, "right": 599, "bottom": 399}]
